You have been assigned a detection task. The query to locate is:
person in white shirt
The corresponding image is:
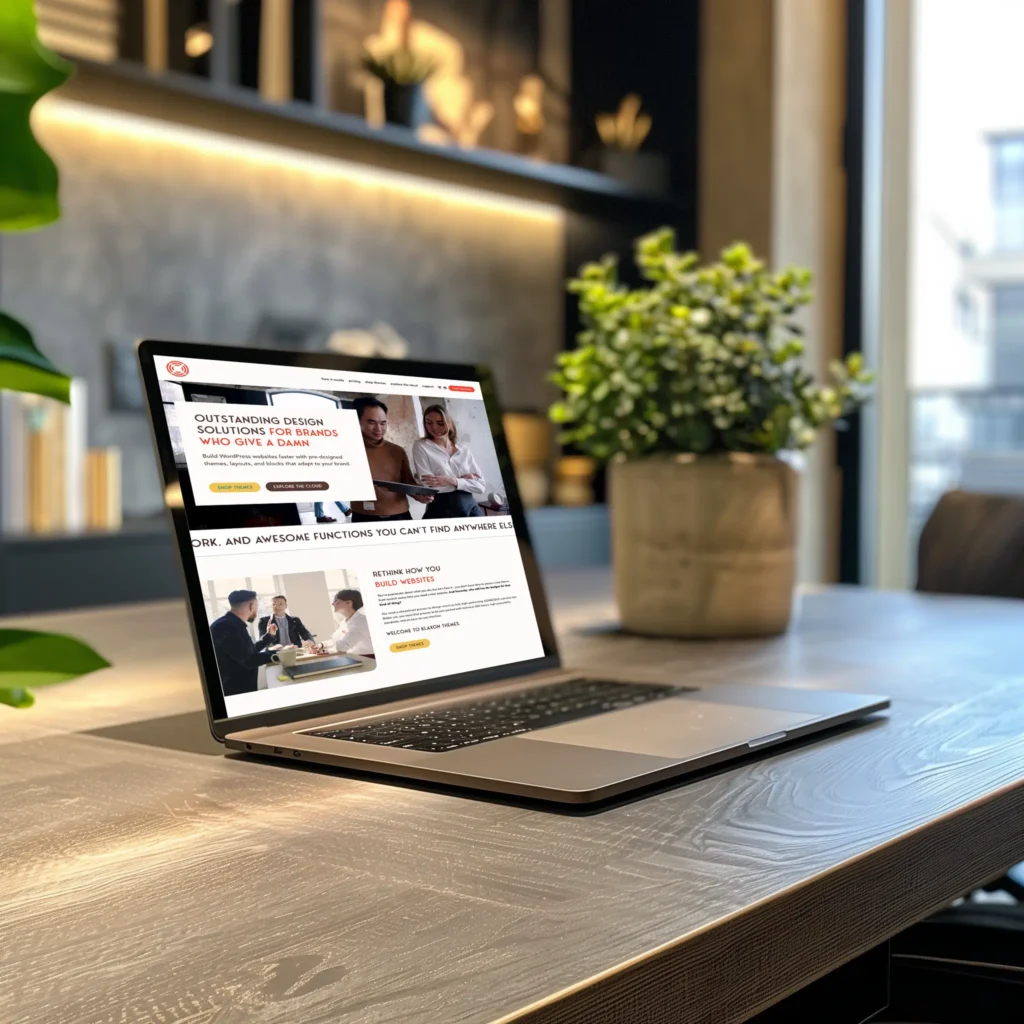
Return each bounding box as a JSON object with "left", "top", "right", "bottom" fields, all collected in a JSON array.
[
  {"left": 411, "top": 404, "right": 487, "bottom": 518},
  {"left": 329, "top": 588, "right": 374, "bottom": 657}
]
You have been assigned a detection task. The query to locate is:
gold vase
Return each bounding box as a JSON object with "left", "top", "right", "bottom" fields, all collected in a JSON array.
[{"left": 609, "top": 453, "right": 798, "bottom": 638}]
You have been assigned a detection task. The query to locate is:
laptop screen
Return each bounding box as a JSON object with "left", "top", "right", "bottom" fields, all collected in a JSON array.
[{"left": 150, "top": 351, "right": 547, "bottom": 720}]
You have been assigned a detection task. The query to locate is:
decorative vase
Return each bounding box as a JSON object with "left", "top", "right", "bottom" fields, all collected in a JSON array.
[
  {"left": 609, "top": 453, "right": 797, "bottom": 638},
  {"left": 553, "top": 455, "right": 596, "bottom": 507},
  {"left": 382, "top": 81, "right": 432, "bottom": 129},
  {"left": 597, "top": 150, "right": 670, "bottom": 194},
  {"left": 503, "top": 413, "right": 551, "bottom": 508}
]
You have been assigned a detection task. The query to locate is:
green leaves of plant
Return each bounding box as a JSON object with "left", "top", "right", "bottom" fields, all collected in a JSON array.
[
  {"left": 551, "top": 227, "right": 873, "bottom": 461},
  {"left": 0, "top": 311, "right": 71, "bottom": 402},
  {"left": 0, "top": 629, "right": 110, "bottom": 708},
  {"left": 0, "top": 8, "right": 108, "bottom": 707},
  {"left": 362, "top": 50, "right": 438, "bottom": 86},
  {"left": 0, "top": 0, "right": 73, "bottom": 231},
  {"left": 0, "top": 0, "right": 74, "bottom": 403}
]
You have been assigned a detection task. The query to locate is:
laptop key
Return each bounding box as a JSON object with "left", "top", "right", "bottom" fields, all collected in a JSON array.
[{"left": 306, "top": 680, "right": 678, "bottom": 753}]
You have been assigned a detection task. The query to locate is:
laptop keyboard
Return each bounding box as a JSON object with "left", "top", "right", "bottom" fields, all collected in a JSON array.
[{"left": 306, "top": 679, "right": 680, "bottom": 753}]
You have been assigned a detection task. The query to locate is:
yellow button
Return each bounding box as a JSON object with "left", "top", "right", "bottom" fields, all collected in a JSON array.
[
  {"left": 209, "top": 482, "right": 261, "bottom": 493},
  {"left": 389, "top": 638, "right": 431, "bottom": 653}
]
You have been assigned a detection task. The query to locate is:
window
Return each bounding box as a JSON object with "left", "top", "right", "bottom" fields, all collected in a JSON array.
[
  {"left": 858, "top": 0, "right": 1024, "bottom": 587},
  {"left": 324, "top": 568, "right": 358, "bottom": 608},
  {"left": 268, "top": 391, "right": 342, "bottom": 411},
  {"left": 993, "top": 286, "right": 1024, "bottom": 345},
  {"left": 954, "top": 288, "right": 978, "bottom": 337},
  {"left": 993, "top": 136, "right": 1024, "bottom": 251},
  {"left": 205, "top": 575, "right": 282, "bottom": 639}
]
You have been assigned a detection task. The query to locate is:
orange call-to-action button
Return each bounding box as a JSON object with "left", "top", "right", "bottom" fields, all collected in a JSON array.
[
  {"left": 448, "top": 385, "right": 474, "bottom": 392},
  {"left": 389, "top": 638, "right": 431, "bottom": 653},
  {"left": 210, "top": 482, "right": 260, "bottom": 493}
]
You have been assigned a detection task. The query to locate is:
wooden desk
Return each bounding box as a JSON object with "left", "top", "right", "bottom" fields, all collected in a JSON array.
[{"left": 3, "top": 572, "right": 1024, "bottom": 1024}]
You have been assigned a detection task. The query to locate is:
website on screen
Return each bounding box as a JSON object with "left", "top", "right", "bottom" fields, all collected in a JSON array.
[{"left": 154, "top": 354, "right": 545, "bottom": 718}]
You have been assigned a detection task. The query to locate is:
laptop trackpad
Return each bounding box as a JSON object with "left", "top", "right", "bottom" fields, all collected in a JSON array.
[{"left": 519, "top": 699, "right": 812, "bottom": 759}]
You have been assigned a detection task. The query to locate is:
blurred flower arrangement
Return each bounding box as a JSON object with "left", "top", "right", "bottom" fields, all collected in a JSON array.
[
  {"left": 361, "top": 0, "right": 495, "bottom": 143},
  {"left": 360, "top": 0, "right": 438, "bottom": 130},
  {"left": 595, "top": 94, "right": 652, "bottom": 153},
  {"left": 361, "top": 0, "right": 436, "bottom": 85},
  {"left": 550, "top": 227, "right": 872, "bottom": 461}
]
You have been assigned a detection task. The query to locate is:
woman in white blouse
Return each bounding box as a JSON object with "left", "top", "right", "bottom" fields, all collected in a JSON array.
[
  {"left": 411, "top": 404, "right": 487, "bottom": 518},
  {"left": 328, "top": 588, "right": 374, "bottom": 656}
]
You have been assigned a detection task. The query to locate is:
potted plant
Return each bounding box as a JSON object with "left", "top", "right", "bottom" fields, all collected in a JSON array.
[
  {"left": 361, "top": 1, "right": 437, "bottom": 130},
  {"left": 362, "top": 50, "right": 437, "bottom": 129},
  {"left": 0, "top": 0, "right": 109, "bottom": 707},
  {"left": 550, "top": 228, "right": 871, "bottom": 638}
]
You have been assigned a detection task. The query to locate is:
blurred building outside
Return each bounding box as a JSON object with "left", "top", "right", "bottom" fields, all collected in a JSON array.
[{"left": 908, "top": 0, "right": 1024, "bottom": 570}]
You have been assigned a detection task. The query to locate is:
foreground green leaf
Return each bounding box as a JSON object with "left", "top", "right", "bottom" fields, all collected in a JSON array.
[
  {"left": 0, "top": 8, "right": 99, "bottom": 710},
  {"left": 0, "top": 687, "right": 34, "bottom": 709},
  {"left": 0, "top": 310, "right": 71, "bottom": 402},
  {"left": 0, "top": 0, "right": 73, "bottom": 231},
  {"left": 0, "top": 630, "right": 111, "bottom": 709}
]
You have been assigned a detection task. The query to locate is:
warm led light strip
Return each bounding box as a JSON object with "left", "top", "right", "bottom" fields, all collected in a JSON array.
[{"left": 34, "top": 96, "right": 563, "bottom": 223}]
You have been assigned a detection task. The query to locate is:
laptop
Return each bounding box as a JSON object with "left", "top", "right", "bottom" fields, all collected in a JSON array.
[{"left": 138, "top": 340, "right": 889, "bottom": 805}]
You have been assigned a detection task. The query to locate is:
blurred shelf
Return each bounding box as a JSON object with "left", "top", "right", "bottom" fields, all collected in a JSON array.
[
  {"left": 0, "top": 521, "right": 181, "bottom": 615},
  {"left": 0, "top": 506, "right": 609, "bottom": 614},
  {"left": 526, "top": 504, "right": 610, "bottom": 568},
  {"left": 56, "top": 59, "right": 690, "bottom": 226},
  {"left": 1, "top": 517, "right": 168, "bottom": 542}
]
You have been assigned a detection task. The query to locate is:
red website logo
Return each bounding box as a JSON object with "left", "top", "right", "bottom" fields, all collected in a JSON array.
[
  {"left": 166, "top": 360, "right": 189, "bottom": 378},
  {"left": 448, "top": 385, "right": 474, "bottom": 392}
]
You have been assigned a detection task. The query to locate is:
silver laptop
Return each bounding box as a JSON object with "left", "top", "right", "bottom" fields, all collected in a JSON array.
[{"left": 139, "top": 340, "right": 889, "bottom": 805}]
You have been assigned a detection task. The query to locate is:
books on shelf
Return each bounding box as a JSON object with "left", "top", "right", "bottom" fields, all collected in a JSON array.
[
  {"left": 35, "top": 0, "right": 118, "bottom": 65},
  {"left": 0, "top": 391, "right": 27, "bottom": 533},
  {"left": 86, "top": 447, "right": 123, "bottom": 532},
  {"left": 0, "top": 382, "right": 122, "bottom": 535},
  {"left": 24, "top": 380, "right": 87, "bottom": 534}
]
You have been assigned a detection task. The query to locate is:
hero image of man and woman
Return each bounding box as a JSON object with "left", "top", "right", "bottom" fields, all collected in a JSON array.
[
  {"left": 159, "top": 378, "right": 509, "bottom": 531},
  {"left": 206, "top": 570, "right": 375, "bottom": 696}
]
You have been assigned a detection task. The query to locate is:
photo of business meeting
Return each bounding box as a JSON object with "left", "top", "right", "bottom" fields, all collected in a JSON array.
[
  {"left": 343, "top": 394, "right": 504, "bottom": 524},
  {"left": 158, "top": 380, "right": 509, "bottom": 531},
  {"left": 205, "top": 569, "right": 375, "bottom": 697}
]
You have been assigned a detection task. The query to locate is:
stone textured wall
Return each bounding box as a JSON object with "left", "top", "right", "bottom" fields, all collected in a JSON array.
[
  {"left": 370, "top": 394, "right": 421, "bottom": 457},
  {"left": 2, "top": 105, "right": 563, "bottom": 516}
]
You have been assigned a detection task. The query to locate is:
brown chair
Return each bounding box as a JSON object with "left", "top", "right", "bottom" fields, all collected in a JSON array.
[{"left": 916, "top": 489, "right": 1024, "bottom": 598}]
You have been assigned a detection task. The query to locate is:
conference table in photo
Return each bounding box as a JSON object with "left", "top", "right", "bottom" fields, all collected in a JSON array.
[
  {"left": 3, "top": 569, "right": 1024, "bottom": 1024},
  {"left": 259, "top": 646, "right": 376, "bottom": 689}
]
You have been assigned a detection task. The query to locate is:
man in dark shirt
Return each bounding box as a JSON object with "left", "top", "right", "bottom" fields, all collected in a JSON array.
[
  {"left": 258, "top": 595, "right": 314, "bottom": 648},
  {"left": 349, "top": 397, "right": 434, "bottom": 523},
  {"left": 210, "top": 589, "right": 275, "bottom": 696}
]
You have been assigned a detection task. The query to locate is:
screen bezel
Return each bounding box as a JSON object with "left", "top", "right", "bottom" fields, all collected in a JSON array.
[{"left": 137, "top": 338, "right": 562, "bottom": 741}]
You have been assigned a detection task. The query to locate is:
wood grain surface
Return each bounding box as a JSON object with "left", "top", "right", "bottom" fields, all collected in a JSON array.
[{"left": 3, "top": 572, "right": 1024, "bottom": 1024}]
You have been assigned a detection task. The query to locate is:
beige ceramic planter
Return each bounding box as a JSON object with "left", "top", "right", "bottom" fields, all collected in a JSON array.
[{"left": 609, "top": 454, "right": 798, "bottom": 638}]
